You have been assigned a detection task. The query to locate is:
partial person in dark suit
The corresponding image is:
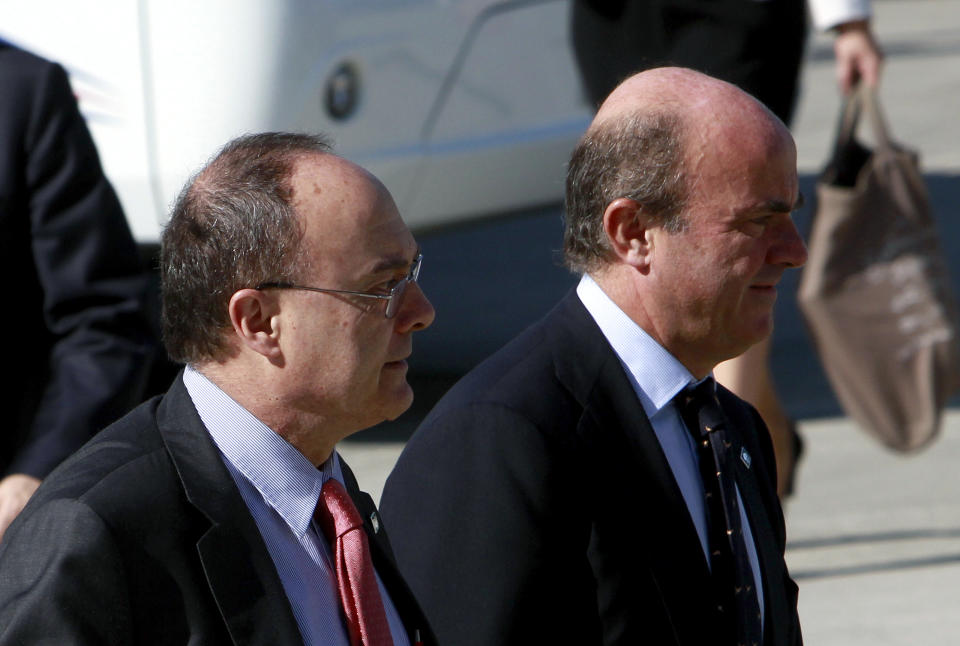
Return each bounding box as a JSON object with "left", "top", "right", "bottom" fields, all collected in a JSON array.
[
  {"left": 0, "top": 43, "right": 155, "bottom": 539},
  {"left": 571, "top": 0, "right": 883, "bottom": 497},
  {"left": 0, "top": 133, "right": 437, "bottom": 645},
  {"left": 381, "top": 67, "right": 807, "bottom": 645},
  {"left": 572, "top": 0, "right": 880, "bottom": 119}
]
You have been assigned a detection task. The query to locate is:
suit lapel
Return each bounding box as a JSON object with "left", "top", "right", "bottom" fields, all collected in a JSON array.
[
  {"left": 549, "top": 293, "right": 715, "bottom": 641},
  {"left": 736, "top": 465, "right": 791, "bottom": 646},
  {"left": 156, "top": 376, "right": 303, "bottom": 646},
  {"left": 527, "top": 292, "right": 797, "bottom": 644}
]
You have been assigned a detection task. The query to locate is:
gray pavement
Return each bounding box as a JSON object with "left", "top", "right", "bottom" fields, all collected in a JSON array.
[
  {"left": 343, "top": 2, "right": 960, "bottom": 643},
  {"left": 787, "top": 414, "right": 960, "bottom": 645}
]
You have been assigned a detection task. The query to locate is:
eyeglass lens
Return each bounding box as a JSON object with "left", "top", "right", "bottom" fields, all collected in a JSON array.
[{"left": 385, "top": 254, "right": 422, "bottom": 318}]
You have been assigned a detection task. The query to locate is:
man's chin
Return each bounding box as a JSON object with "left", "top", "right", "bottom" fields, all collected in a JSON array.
[
  {"left": 380, "top": 382, "right": 415, "bottom": 422},
  {"left": 743, "top": 320, "right": 774, "bottom": 349},
  {"left": 724, "top": 316, "right": 774, "bottom": 359}
]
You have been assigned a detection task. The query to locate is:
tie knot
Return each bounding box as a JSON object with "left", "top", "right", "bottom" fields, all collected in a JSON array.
[
  {"left": 676, "top": 378, "right": 725, "bottom": 438},
  {"left": 317, "top": 478, "right": 365, "bottom": 540},
  {"left": 681, "top": 377, "right": 716, "bottom": 404}
]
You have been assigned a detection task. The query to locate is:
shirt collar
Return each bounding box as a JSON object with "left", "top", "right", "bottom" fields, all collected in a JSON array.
[
  {"left": 576, "top": 274, "right": 697, "bottom": 417},
  {"left": 182, "top": 365, "right": 343, "bottom": 538}
]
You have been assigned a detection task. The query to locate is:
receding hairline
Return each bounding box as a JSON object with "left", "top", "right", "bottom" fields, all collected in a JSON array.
[{"left": 288, "top": 149, "right": 386, "bottom": 191}]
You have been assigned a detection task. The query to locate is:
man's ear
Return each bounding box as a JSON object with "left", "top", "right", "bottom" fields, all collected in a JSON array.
[
  {"left": 228, "top": 289, "right": 282, "bottom": 360},
  {"left": 602, "top": 198, "right": 654, "bottom": 270}
]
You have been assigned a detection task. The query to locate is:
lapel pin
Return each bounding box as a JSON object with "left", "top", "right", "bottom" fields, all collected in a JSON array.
[
  {"left": 370, "top": 511, "right": 381, "bottom": 534},
  {"left": 740, "top": 447, "right": 752, "bottom": 469}
]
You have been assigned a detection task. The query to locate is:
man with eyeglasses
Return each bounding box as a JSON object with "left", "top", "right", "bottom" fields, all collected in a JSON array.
[{"left": 0, "top": 132, "right": 437, "bottom": 646}]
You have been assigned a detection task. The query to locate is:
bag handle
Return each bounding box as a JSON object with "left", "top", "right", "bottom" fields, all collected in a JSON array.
[{"left": 832, "top": 83, "right": 894, "bottom": 159}]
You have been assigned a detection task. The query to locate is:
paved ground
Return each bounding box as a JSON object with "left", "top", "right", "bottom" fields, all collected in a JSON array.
[
  {"left": 786, "top": 414, "right": 960, "bottom": 645},
  {"left": 343, "top": 2, "right": 960, "bottom": 643}
]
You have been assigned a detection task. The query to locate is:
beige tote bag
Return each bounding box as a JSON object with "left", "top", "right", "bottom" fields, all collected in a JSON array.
[{"left": 798, "top": 85, "right": 960, "bottom": 451}]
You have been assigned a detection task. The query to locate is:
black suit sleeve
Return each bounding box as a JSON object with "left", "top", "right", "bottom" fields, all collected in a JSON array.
[
  {"left": 381, "top": 403, "right": 601, "bottom": 646},
  {"left": 0, "top": 498, "right": 133, "bottom": 643},
  {"left": 7, "top": 56, "right": 154, "bottom": 478}
]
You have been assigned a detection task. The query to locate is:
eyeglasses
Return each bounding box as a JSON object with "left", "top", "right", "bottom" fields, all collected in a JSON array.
[{"left": 256, "top": 253, "right": 422, "bottom": 319}]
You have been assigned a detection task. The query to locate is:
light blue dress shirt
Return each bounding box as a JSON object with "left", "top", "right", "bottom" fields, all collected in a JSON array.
[
  {"left": 183, "top": 366, "right": 410, "bottom": 646},
  {"left": 576, "top": 274, "right": 765, "bottom": 624}
]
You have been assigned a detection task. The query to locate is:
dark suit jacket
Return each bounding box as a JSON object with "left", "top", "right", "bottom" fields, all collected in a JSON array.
[
  {"left": 571, "top": 0, "right": 808, "bottom": 124},
  {"left": 0, "top": 375, "right": 436, "bottom": 646},
  {"left": 0, "top": 43, "right": 154, "bottom": 479},
  {"left": 381, "top": 291, "right": 802, "bottom": 645}
]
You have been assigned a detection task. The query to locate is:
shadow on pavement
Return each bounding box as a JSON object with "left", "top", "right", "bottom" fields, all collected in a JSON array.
[
  {"left": 791, "top": 552, "right": 960, "bottom": 581},
  {"left": 788, "top": 526, "right": 960, "bottom": 550},
  {"left": 788, "top": 527, "right": 960, "bottom": 581}
]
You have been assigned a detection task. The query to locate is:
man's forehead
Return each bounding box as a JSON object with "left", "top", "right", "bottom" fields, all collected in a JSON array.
[
  {"left": 687, "top": 107, "right": 795, "bottom": 173},
  {"left": 291, "top": 154, "right": 414, "bottom": 266}
]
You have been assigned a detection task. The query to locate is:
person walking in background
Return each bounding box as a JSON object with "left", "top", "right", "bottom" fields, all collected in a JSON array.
[
  {"left": 382, "top": 67, "right": 806, "bottom": 645},
  {"left": 0, "top": 42, "right": 155, "bottom": 540},
  {"left": 571, "top": 0, "right": 883, "bottom": 496},
  {"left": 0, "top": 132, "right": 437, "bottom": 645}
]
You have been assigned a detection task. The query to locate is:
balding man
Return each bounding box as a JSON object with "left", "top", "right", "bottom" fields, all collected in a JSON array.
[
  {"left": 0, "top": 133, "right": 437, "bottom": 645},
  {"left": 381, "top": 68, "right": 806, "bottom": 646}
]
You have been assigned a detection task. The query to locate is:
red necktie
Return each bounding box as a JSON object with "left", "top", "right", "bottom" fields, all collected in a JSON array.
[{"left": 315, "top": 479, "right": 394, "bottom": 646}]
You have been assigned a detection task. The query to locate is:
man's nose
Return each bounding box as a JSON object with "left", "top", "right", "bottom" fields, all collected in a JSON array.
[
  {"left": 395, "top": 281, "right": 435, "bottom": 332},
  {"left": 769, "top": 219, "right": 808, "bottom": 268}
]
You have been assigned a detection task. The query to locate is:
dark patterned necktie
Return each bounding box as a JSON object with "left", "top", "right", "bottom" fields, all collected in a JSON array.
[
  {"left": 314, "top": 479, "right": 394, "bottom": 646},
  {"left": 676, "top": 379, "right": 763, "bottom": 646}
]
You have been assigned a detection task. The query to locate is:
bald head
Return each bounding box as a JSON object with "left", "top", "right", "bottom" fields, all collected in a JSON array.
[
  {"left": 594, "top": 66, "right": 788, "bottom": 140},
  {"left": 563, "top": 67, "right": 794, "bottom": 274}
]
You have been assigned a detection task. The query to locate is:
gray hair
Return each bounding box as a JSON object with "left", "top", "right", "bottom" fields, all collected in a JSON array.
[
  {"left": 563, "top": 112, "right": 688, "bottom": 274},
  {"left": 161, "top": 132, "right": 331, "bottom": 364}
]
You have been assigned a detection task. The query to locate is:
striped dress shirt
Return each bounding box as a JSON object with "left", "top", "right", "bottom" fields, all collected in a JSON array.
[{"left": 183, "top": 366, "right": 410, "bottom": 646}]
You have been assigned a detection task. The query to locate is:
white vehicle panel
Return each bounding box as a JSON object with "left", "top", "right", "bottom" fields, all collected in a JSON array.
[{"left": 2, "top": 0, "right": 591, "bottom": 241}]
